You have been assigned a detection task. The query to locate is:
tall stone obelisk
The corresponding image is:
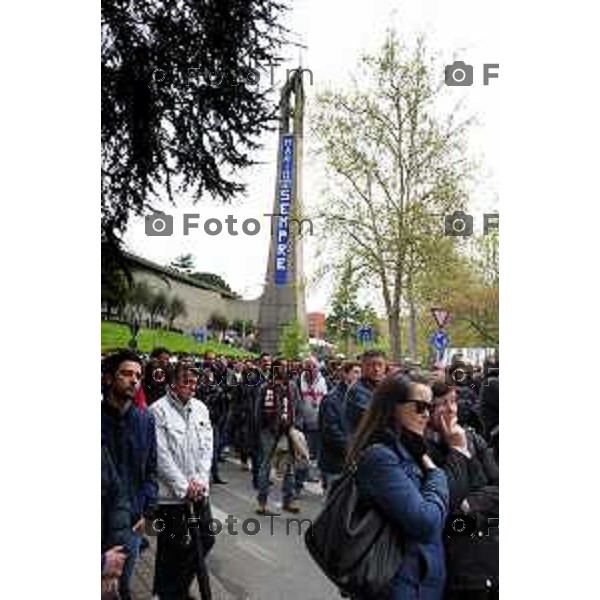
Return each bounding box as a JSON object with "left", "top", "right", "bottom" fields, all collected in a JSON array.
[{"left": 258, "top": 70, "right": 307, "bottom": 354}]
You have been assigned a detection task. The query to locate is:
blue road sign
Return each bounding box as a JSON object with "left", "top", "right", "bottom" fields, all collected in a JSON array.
[
  {"left": 431, "top": 329, "right": 449, "bottom": 351},
  {"left": 357, "top": 325, "right": 373, "bottom": 343}
]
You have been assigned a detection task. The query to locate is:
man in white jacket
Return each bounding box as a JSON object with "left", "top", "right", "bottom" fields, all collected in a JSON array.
[{"left": 149, "top": 362, "right": 214, "bottom": 600}]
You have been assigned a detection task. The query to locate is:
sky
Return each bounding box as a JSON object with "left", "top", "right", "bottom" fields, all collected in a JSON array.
[{"left": 123, "top": 0, "right": 499, "bottom": 313}]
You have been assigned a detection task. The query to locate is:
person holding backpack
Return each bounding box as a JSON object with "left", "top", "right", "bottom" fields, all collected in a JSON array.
[{"left": 346, "top": 374, "right": 449, "bottom": 600}]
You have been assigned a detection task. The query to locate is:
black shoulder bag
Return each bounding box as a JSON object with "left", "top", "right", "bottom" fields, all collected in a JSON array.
[{"left": 304, "top": 444, "right": 405, "bottom": 598}]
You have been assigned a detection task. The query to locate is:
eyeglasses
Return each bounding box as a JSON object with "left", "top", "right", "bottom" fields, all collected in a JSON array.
[{"left": 401, "top": 399, "right": 432, "bottom": 416}]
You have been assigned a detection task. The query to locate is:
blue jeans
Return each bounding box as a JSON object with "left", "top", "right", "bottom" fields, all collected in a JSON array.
[
  {"left": 119, "top": 531, "right": 143, "bottom": 600},
  {"left": 257, "top": 430, "right": 295, "bottom": 505}
]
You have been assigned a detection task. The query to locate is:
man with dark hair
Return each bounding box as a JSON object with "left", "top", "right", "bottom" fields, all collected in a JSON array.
[
  {"left": 142, "top": 348, "right": 173, "bottom": 408},
  {"left": 257, "top": 352, "right": 272, "bottom": 382},
  {"left": 319, "top": 362, "right": 361, "bottom": 491},
  {"left": 150, "top": 347, "right": 171, "bottom": 364},
  {"left": 101, "top": 350, "right": 158, "bottom": 600},
  {"left": 248, "top": 360, "right": 301, "bottom": 515},
  {"left": 345, "top": 350, "right": 387, "bottom": 433}
]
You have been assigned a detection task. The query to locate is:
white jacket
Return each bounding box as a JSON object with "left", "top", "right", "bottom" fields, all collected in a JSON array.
[{"left": 149, "top": 391, "right": 213, "bottom": 504}]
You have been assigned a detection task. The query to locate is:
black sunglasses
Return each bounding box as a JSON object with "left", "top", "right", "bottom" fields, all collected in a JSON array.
[{"left": 401, "top": 399, "right": 432, "bottom": 416}]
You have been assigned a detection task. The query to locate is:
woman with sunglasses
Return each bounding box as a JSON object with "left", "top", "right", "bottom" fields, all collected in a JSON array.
[{"left": 347, "top": 374, "right": 449, "bottom": 600}]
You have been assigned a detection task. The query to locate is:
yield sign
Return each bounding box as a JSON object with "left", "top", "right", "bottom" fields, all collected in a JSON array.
[{"left": 431, "top": 307, "right": 450, "bottom": 328}]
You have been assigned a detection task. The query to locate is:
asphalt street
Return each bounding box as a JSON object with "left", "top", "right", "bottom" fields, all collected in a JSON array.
[
  {"left": 207, "top": 458, "right": 341, "bottom": 600},
  {"left": 133, "top": 458, "right": 341, "bottom": 600}
]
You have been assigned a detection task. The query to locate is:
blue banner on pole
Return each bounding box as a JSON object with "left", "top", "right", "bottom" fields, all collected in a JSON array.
[{"left": 274, "top": 134, "right": 294, "bottom": 285}]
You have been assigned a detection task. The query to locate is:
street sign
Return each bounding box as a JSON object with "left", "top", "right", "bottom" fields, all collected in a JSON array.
[
  {"left": 431, "top": 329, "right": 449, "bottom": 352},
  {"left": 357, "top": 325, "right": 373, "bottom": 343},
  {"left": 431, "top": 307, "right": 450, "bottom": 328},
  {"left": 193, "top": 327, "right": 206, "bottom": 343}
]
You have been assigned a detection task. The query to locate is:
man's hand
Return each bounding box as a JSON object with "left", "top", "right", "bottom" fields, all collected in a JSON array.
[
  {"left": 187, "top": 480, "right": 208, "bottom": 501},
  {"left": 103, "top": 545, "right": 127, "bottom": 578},
  {"left": 440, "top": 414, "right": 470, "bottom": 455}
]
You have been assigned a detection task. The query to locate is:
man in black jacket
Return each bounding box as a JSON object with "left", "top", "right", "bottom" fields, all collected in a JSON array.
[
  {"left": 318, "top": 362, "right": 361, "bottom": 492},
  {"left": 197, "top": 358, "right": 230, "bottom": 485},
  {"left": 427, "top": 382, "right": 499, "bottom": 600}
]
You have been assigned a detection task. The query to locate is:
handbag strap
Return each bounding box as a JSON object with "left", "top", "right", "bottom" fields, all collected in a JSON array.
[{"left": 346, "top": 442, "right": 388, "bottom": 475}]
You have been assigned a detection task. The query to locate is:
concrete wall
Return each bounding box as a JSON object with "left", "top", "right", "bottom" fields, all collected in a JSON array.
[{"left": 130, "top": 263, "right": 260, "bottom": 330}]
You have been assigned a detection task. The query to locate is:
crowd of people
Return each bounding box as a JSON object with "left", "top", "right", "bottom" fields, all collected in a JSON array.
[{"left": 100, "top": 345, "right": 499, "bottom": 600}]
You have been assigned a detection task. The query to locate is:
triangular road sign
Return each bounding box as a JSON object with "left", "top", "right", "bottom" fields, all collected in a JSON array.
[{"left": 431, "top": 307, "right": 450, "bottom": 328}]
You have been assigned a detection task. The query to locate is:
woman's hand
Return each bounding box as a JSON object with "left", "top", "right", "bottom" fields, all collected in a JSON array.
[{"left": 440, "top": 413, "right": 470, "bottom": 456}]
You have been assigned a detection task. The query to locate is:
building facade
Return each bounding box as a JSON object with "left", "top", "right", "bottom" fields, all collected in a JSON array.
[{"left": 307, "top": 312, "right": 326, "bottom": 339}]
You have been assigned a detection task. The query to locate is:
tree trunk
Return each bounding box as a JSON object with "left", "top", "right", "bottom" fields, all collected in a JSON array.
[
  {"left": 388, "top": 312, "right": 402, "bottom": 362},
  {"left": 408, "top": 301, "right": 418, "bottom": 360}
]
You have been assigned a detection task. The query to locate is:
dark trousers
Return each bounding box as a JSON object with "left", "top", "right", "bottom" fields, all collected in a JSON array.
[
  {"left": 153, "top": 502, "right": 214, "bottom": 600},
  {"left": 210, "top": 427, "right": 221, "bottom": 480}
]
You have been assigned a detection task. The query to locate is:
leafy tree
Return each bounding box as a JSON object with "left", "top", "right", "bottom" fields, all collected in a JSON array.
[
  {"left": 414, "top": 245, "right": 499, "bottom": 348},
  {"left": 325, "top": 257, "right": 364, "bottom": 353},
  {"left": 190, "top": 272, "right": 239, "bottom": 296},
  {"left": 102, "top": 0, "right": 289, "bottom": 242},
  {"left": 166, "top": 296, "right": 187, "bottom": 329},
  {"left": 148, "top": 290, "right": 168, "bottom": 327},
  {"left": 169, "top": 254, "right": 196, "bottom": 275},
  {"left": 473, "top": 228, "right": 499, "bottom": 286},
  {"left": 127, "top": 281, "right": 152, "bottom": 323},
  {"left": 278, "top": 320, "right": 308, "bottom": 359},
  {"left": 313, "top": 33, "right": 473, "bottom": 360},
  {"left": 206, "top": 313, "right": 229, "bottom": 340},
  {"left": 231, "top": 319, "right": 255, "bottom": 337},
  {"left": 101, "top": 265, "right": 130, "bottom": 320}
]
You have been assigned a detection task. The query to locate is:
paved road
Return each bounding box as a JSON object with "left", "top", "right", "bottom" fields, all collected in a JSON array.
[{"left": 133, "top": 458, "right": 341, "bottom": 600}]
